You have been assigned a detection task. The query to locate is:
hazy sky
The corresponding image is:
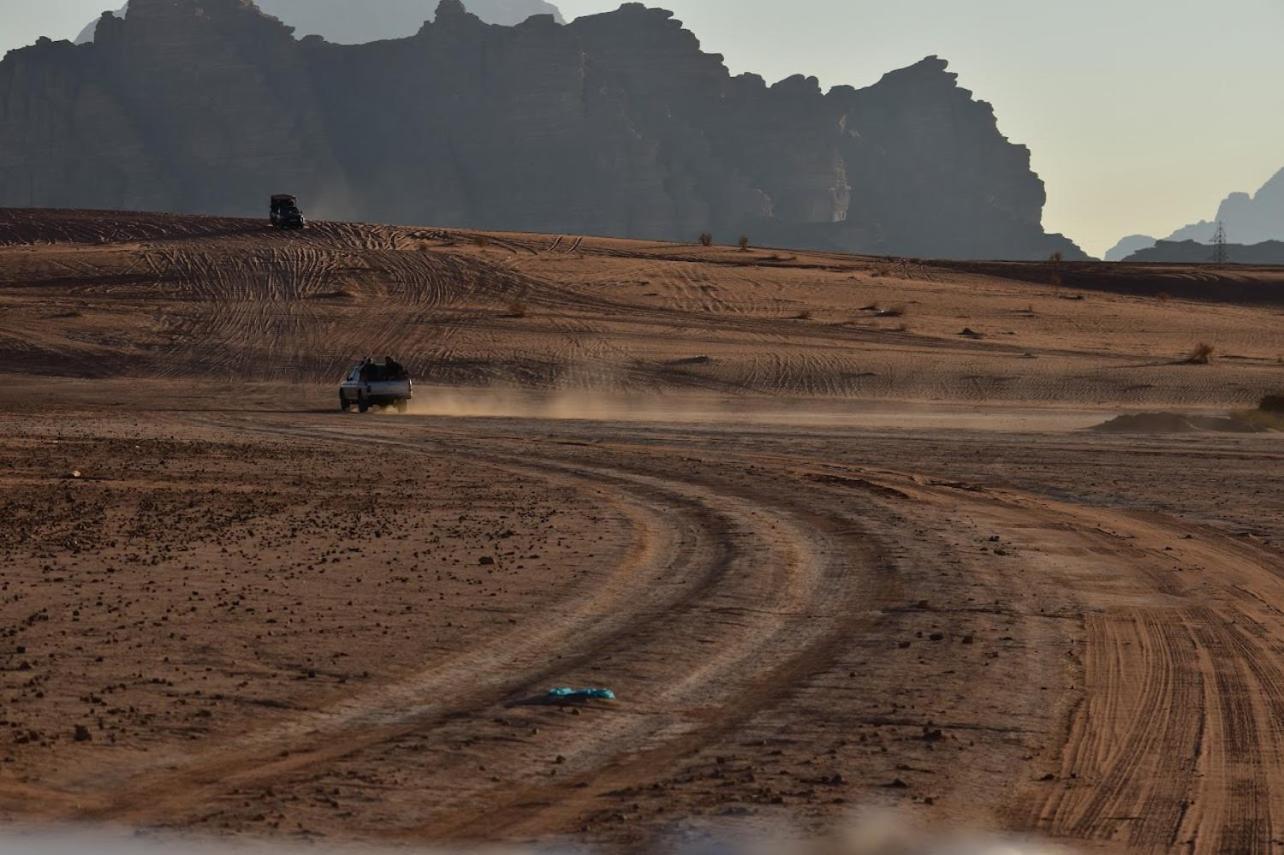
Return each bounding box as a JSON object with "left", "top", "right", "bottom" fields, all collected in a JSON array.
[{"left": 3, "top": 0, "right": 1282, "bottom": 256}]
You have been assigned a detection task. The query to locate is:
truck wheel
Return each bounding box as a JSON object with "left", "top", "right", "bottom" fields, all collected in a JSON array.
[
  {"left": 339, "top": 392, "right": 350, "bottom": 413},
  {"left": 358, "top": 396, "right": 370, "bottom": 414},
  {"left": 395, "top": 400, "right": 408, "bottom": 414}
]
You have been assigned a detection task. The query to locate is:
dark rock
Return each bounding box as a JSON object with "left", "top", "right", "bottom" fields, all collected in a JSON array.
[{"left": 5, "top": 1, "right": 1084, "bottom": 261}]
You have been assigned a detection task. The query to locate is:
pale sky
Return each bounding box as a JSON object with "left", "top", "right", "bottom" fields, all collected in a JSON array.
[{"left": 3, "top": 0, "right": 1283, "bottom": 256}]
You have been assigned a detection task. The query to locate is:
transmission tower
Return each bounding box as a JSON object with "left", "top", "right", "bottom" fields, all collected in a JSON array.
[{"left": 1211, "top": 221, "right": 1229, "bottom": 265}]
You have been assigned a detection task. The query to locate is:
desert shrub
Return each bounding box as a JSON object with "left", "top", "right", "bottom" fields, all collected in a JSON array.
[
  {"left": 1048, "top": 251, "right": 1064, "bottom": 287},
  {"left": 1182, "top": 342, "right": 1215, "bottom": 365},
  {"left": 794, "top": 310, "right": 813, "bottom": 320},
  {"left": 473, "top": 235, "right": 490, "bottom": 248},
  {"left": 698, "top": 232, "right": 713, "bottom": 247},
  {"left": 505, "top": 301, "right": 528, "bottom": 319},
  {"left": 738, "top": 235, "right": 750, "bottom": 252}
]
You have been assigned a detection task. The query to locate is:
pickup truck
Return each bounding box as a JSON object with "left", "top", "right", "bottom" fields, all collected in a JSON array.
[{"left": 339, "top": 358, "right": 413, "bottom": 413}]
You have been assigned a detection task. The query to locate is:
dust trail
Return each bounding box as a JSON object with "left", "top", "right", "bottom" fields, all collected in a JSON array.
[
  {"left": 403, "top": 386, "right": 729, "bottom": 425},
  {"left": 390, "top": 386, "right": 1102, "bottom": 433}
]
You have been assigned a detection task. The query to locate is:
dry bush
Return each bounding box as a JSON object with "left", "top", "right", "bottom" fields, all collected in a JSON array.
[
  {"left": 698, "top": 232, "right": 713, "bottom": 247},
  {"left": 794, "top": 309, "right": 813, "bottom": 320},
  {"left": 1048, "top": 251, "right": 1064, "bottom": 287},
  {"left": 738, "top": 235, "right": 750, "bottom": 252},
  {"left": 1156, "top": 292, "right": 1172, "bottom": 303},
  {"left": 504, "top": 301, "right": 528, "bottom": 319},
  {"left": 1181, "top": 342, "right": 1215, "bottom": 365},
  {"left": 473, "top": 235, "right": 490, "bottom": 248}
]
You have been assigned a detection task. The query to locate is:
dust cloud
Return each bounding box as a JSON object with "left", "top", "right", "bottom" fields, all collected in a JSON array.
[{"left": 403, "top": 387, "right": 729, "bottom": 425}]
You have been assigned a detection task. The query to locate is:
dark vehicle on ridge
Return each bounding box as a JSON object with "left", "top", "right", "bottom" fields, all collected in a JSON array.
[{"left": 270, "top": 194, "right": 306, "bottom": 230}]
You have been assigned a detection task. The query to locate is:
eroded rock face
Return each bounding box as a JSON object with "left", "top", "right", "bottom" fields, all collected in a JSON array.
[{"left": 4, "top": 0, "right": 1084, "bottom": 259}]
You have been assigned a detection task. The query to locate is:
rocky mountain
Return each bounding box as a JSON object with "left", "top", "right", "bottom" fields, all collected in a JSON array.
[
  {"left": 77, "top": 0, "right": 564, "bottom": 44},
  {"left": 1104, "top": 234, "right": 1157, "bottom": 262},
  {"left": 1123, "top": 239, "right": 1284, "bottom": 265},
  {"left": 1106, "top": 167, "right": 1284, "bottom": 257},
  {"left": 4, "top": 0, "right": 1084, "bottom": 261},
  {"left": 1166, "top": 169, "right": 1284, "bottom": 245}
]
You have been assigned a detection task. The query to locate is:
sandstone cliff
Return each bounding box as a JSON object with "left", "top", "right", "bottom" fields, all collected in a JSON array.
[{"left": 2, "top": 0, "right": 1084, "bottom": 260}]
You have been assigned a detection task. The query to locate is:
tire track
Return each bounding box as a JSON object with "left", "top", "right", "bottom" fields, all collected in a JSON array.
[{"left": 52, "top": 417, "right": 884, "bottom": 835}]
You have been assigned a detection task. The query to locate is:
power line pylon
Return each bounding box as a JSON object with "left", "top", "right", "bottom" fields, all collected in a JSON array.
[{"left": 1211, "top": 222, "right": 1229, "bottom": 265}]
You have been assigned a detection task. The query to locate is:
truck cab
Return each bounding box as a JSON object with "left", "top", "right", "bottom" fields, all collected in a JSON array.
[
  {"left": 270, "top": 194, "right": 306, "bottom": 230},
  {"left": 340, "top": 357, "right": 413, "bottom": 413}
]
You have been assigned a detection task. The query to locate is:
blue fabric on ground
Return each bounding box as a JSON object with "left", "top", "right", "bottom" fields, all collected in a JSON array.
[{"left": 548, "top": 687, "right": 616, "bottom": 701}]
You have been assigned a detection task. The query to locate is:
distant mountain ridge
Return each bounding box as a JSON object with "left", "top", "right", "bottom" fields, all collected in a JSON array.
[
  {"left": 5, "top": 0, "right": 1084, "bottom": 261},
  {"left": 1106, "top": 167, "right": 1284, "bottom": 261},
  {"left": 76, "top": 0, "right": 564, "bottom": 43},
  {"left": 1123, "top": 239, "right": 1284, "bottom": 265},
  {"left": 1167, "top": 168, "right": 1284, "bottom": 245},
  {"left": 1104, "top": 234, "right": 1159, "bottom": 262}
]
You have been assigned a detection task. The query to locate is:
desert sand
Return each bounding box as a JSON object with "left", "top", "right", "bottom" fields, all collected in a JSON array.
[{"left": 1, "top": 210, "right": 1283, "bottom": 852}]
